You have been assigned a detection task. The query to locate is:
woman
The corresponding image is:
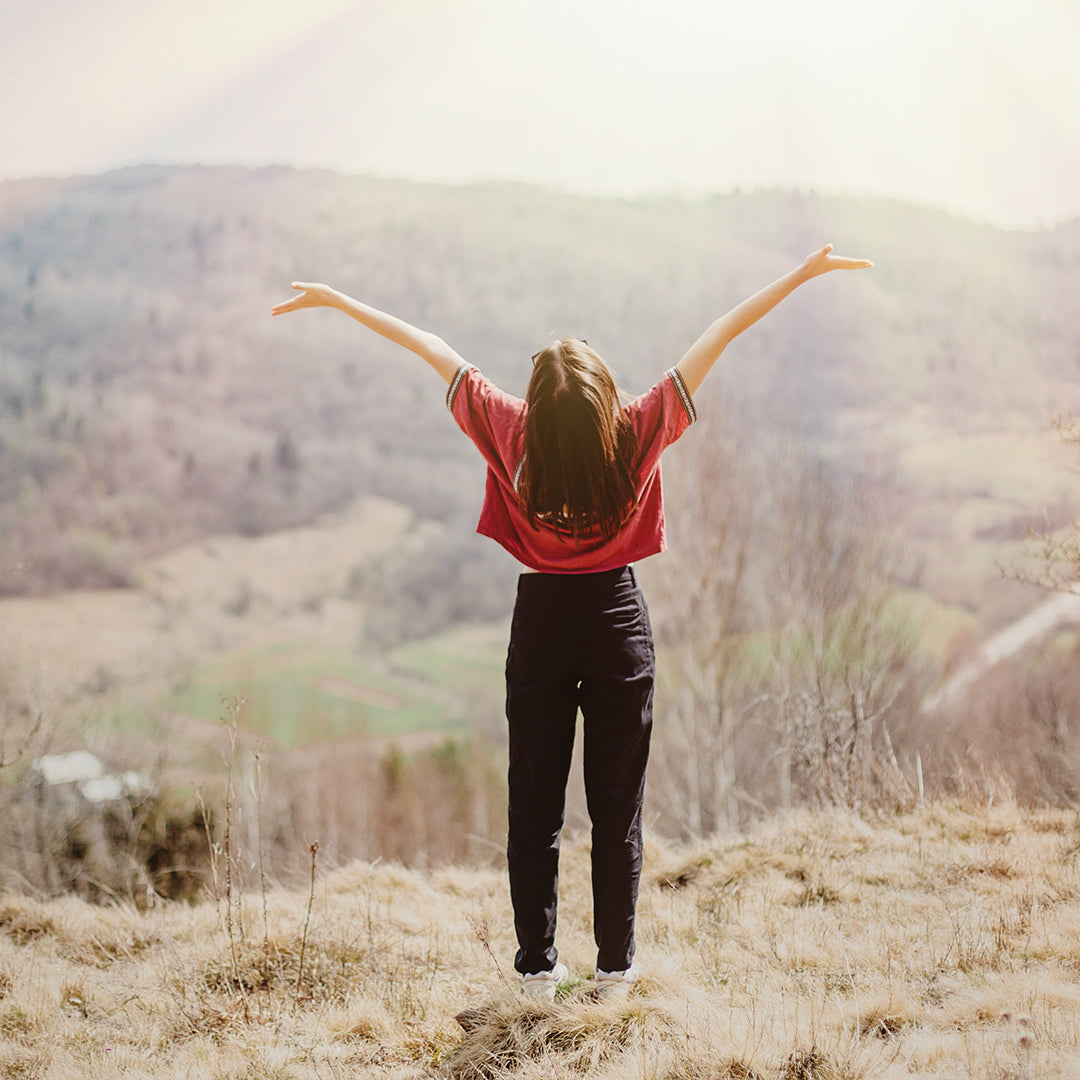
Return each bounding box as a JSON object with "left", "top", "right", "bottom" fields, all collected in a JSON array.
[{"left": 272, "top": 243, "right": 872, "bottom": 1000}]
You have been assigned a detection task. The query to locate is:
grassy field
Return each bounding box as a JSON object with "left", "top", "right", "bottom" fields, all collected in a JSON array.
[
  {"left": 0, "top": 496, "right": 509, "bottom": 747},
  {"left": 164, "top": 630, "right": 506, "bottom": 745},
  {"left": 387, "top": 624, "right": 508, "bottom": 696},
  {"left": 1, "top": 800, "right": 1079, "bottom": 1079}
]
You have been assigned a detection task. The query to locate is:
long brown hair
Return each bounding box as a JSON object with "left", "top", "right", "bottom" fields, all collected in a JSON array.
[{"left": 518, "top": 339, "right": 638, "bottom": 542}]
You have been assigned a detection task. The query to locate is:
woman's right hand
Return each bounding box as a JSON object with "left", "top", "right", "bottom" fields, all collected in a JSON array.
[
  {"left": 798, "top": 244, "right": 874, "bottom": 280},
  {"left": 270, "top": 282, "right": 340, "bottom": 316}
]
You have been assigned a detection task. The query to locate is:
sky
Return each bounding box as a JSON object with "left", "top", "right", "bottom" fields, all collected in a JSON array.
[{"left": 2, "top": 0, "right": 1079, "bottom": 229}]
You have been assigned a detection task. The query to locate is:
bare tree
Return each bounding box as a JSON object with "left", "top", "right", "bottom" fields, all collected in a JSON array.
[
  {"left": 643, "top": 398, "right": 764, "bottom": 836},
  {"left": 646, "top": 406, "right": 921, "bottom": 835},
  {"left": 763, "top": 456, "right": 918, "bottom": 809}
]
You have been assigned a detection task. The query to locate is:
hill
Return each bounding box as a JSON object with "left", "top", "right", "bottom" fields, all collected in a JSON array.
[
  {"left": 1, "top": 165, "right": 1078, "bottom": 630},
  {"left": 0, "top": 801, "right": 1078, "bottom": 1078},
  {"left": 3, "top": 166, "right": 1080, "bottom": 845},
  {"left": 0, "top": 495, "right": 507, "bottom": 741}
]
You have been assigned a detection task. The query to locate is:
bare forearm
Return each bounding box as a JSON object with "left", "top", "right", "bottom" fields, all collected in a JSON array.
[
  {"left": 272, "top": 281, "right": 465, "bottom": 383},
  {"left": 674, "top": 245, "right": 872, "bottom": 398},
  {"left": 327, "top": 290, "right": 464, "bottom": 383},
  {"left": 675, "top": 264, "right": 808, "bottom": 397}
]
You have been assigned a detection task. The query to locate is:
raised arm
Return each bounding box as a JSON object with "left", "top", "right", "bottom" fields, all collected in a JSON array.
[
  {"left": 674, "top": 245, "right": 872, "bottom": 397},
  {"left": 271, "top": 283, "right": 466, "bottom": 384}
]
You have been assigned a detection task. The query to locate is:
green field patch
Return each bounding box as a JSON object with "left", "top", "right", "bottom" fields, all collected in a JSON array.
[
  {"left": 168, "top": 641, "right": 462, "bottom": 746},
  {"left": 387, "top": 621, "right": 507, "bottom": 691}
]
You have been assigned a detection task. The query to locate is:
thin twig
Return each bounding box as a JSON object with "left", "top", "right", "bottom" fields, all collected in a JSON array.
[
  {"left": 220, "top": 699, "right": 250, "bottom": 1023},
  {"left": 254, "top": 750, "right": 272, "bottom": 997},
  {"left": 467, "top": 912, "right": 513, "bottom": 994},
  {"left": 296, "top": 841, "right": 319, "bottom": 1000}
]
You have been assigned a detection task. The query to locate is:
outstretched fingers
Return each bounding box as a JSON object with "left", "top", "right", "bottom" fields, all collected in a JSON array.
[
  {"left": 829, "top": 255, "right": 874, "bottom": 269},
  {"left": 803, "top": 245, "right": 873, "bottom": 276},
  {"left": 270, "top": 296, "right": 300, "bottom": 316},
  {"left": 270, "top": 282, "right": 330, "bottom": 316}
]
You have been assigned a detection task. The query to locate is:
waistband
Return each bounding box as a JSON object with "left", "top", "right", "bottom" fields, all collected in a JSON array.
[{"left": 515, "top": 564, "right": 636, "bottom": 600}]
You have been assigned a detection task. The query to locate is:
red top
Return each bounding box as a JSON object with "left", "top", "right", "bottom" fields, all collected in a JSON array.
[{"left": 447, "top": 364, "right": 696, "bottom": 573}]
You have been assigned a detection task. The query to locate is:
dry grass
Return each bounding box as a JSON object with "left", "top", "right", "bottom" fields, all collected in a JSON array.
[{"left": 2, "top": 801, "right": 1079, "bottom": 1079}]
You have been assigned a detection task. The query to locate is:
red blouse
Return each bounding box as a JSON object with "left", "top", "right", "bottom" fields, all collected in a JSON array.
[{"left": 447, "top": 364, "right": 696, "bottom": 573}]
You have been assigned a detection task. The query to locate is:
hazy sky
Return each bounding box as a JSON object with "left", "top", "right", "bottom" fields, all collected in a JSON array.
[{"left": 3, "top": 0, "right": 1079, "bottom": 228}]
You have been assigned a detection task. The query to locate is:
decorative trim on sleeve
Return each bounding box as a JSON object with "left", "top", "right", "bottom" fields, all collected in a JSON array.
[
  {"left": 666, "top": 367, "right": 697, "bottom": 424},
  {"left": 446, "top": 363, "right": 475, "bottom": 411}
]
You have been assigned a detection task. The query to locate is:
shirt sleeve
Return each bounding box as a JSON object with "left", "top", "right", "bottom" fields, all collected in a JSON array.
[
  {"left": 447, "top": 364, "right": 527, "bottom": 483},
  {"left": 625, "top": 368, "right": 697, "bottom": 481}
]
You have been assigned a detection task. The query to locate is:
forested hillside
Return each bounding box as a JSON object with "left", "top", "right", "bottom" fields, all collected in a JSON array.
[
  {"left": 3, "top": 167, "right": 1080, "bottom": 886},
  {"left": 2, "top": 165, "right": 1078, "bottom": 629}
]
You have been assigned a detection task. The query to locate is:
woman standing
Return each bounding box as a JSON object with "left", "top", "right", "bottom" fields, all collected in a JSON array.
[{"left": 272, "top": 243, "right": 872, "bottom": 1000}]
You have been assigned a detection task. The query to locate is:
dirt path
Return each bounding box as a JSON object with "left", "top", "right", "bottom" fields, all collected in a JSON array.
[{"left": 925, "top": 590, "right": 1080, "bottom": 711}]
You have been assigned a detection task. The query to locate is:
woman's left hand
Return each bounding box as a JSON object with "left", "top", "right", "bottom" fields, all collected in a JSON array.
[
  {"left": 800, "top": 244, "right": 873, "bottom": 278},
  {"left": 271, "top": 282, "right": 340, "bottom": 316}
]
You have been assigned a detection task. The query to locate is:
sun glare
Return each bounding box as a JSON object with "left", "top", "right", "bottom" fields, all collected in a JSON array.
[{"left": 0, "top": 0, "right": 1077, "bottom": 226}]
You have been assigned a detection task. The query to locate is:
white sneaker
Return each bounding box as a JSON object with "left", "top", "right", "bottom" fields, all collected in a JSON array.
[
  {"left": 595, "top": 964, "right": 638, "bottom": 999},
  {"left": 521, "top": 961, "right": 568, "bottom": 1001}
]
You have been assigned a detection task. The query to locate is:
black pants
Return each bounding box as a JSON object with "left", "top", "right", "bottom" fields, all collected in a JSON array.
[{"left": 505, "top": 565, "right": 655, "bottom": 976}]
